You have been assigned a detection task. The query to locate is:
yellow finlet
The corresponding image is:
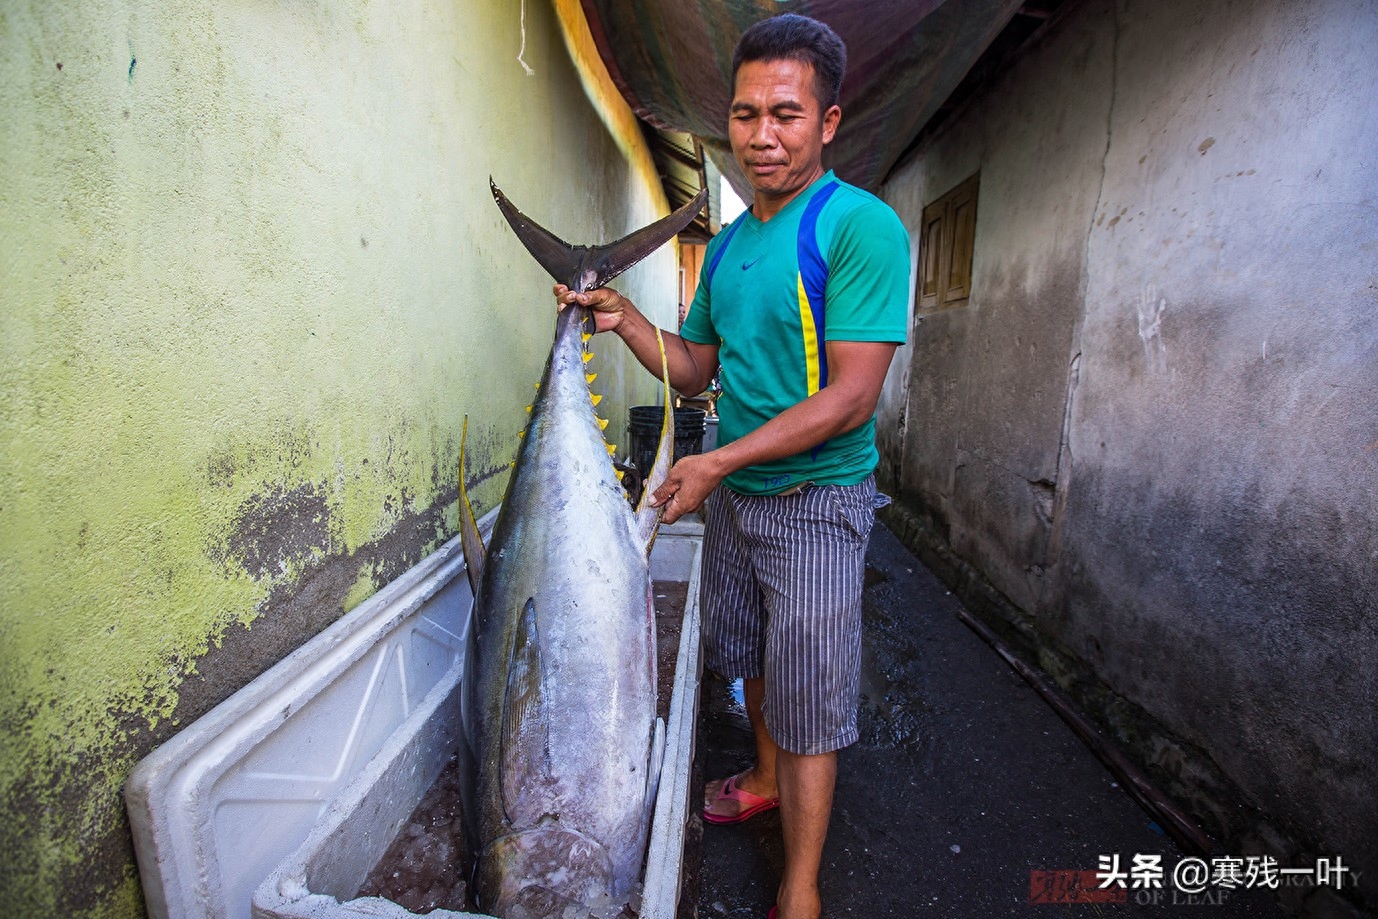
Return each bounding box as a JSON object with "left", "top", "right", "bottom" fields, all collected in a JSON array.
[
  {"left": 582, "top": 351, "right": 594, "bottom": 364},
  {"left": 525, "top": 404, "right": 532, "bottom": 414},
  {"left": 582, "top": 331, "right": 593, "bottom": 343},
  {"left": 586, "top": 373, "right": 598, "bottom": 385},
  {"left": 597, "top": 417, "right": 609, "bottom": 430},
  {"left": 606, "top": 443, "right": 617, "bottom": 456},
  {"left": 591, "top": 393, "right": 603, "bottom": 407},
  {"left": 615, "top": 468, "right": 625, "bottom": 481}
]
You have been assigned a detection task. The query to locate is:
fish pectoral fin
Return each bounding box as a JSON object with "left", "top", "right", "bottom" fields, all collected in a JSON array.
[
  {"left": 633, "top": 328, "right": 675, "bottom": 551},
  {"left": 500, "top": 598, "right": 551, "bottom": 823},
  {"left": 458, "top": 416, "right": 487, "bottom": 596}
]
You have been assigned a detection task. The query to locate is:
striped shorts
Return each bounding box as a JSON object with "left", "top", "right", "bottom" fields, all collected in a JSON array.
[{"left": 700, "top": 476, "right": 880, "bottom": 755}]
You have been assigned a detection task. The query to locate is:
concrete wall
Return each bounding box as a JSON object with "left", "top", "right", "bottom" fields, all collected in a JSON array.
[
  {"left": 0, "top": 1, "right": 677, "bottom": 915},
  {"left": 879, "top": 0, "right": 1377, "bottom": 909}
]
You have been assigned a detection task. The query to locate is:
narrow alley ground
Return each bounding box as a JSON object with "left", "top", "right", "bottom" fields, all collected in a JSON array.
[{"left": 687, "top": 523, "right": 1285, "bottom": 918}]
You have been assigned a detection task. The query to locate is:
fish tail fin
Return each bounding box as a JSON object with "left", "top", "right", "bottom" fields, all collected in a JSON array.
[
  {"left": 633, "top": 329, "right": 675, "bottom": 551},
  {"left": 458, "top": 415, "right": 487, "bottom": 596},
  {"left": 491, "top": 178, "right": 707, "bottom": 293}
]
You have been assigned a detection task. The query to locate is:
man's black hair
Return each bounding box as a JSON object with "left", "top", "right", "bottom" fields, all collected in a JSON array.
[{"left": 731, "top": 13, "right": 847, "bottom": 110}]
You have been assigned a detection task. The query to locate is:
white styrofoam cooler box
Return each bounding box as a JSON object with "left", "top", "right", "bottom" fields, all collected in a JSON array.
[
  {"left": 636, "top": 520, "right": 705, "bottom": 918},
  {"left": 126, "top": 512, "right": 704, "bottom": 919},
  {"left": 125, "top": 512, "right": 494, "bottom": 919}
]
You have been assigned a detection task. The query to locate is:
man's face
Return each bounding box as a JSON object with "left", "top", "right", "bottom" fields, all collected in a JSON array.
[{"left": 729, "top": 57, "right": 841, "bottom": 214}]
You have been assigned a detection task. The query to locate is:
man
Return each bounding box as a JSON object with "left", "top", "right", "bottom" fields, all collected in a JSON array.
[{"left": 556, "top": 14, "right": 909, "bottom": 919}]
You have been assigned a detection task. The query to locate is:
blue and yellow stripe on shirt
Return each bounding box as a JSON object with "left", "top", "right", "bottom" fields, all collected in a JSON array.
[{"left": 796, "top": 181, "right": 840, "bottom": 395}]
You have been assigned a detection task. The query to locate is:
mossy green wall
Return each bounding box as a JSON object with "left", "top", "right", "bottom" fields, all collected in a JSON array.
[{"left": 0, "top": 1, "right": 677, "bottom": 914}]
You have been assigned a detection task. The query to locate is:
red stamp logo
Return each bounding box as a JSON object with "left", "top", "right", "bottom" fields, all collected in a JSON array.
[{"left": 1030, "top": 869, "right": 1129, "bottom": 904}]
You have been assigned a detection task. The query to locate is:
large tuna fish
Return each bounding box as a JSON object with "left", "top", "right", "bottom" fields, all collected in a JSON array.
[{"left": 456, "top": 182, "right": 708, "bottom": 918}]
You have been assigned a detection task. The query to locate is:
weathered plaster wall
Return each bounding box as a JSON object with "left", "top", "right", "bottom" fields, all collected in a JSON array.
[
  {"left": 0, "top": 1, "right": 677, "bottom": 915},
  {"left": 881, "top": 0, "right": 1377, "bottom": 908},
  {"left": 879, "top": 3, "right": 1112, "bottom": 616}
]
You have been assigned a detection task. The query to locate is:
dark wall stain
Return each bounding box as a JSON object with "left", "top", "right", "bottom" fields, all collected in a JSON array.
[
  {"left": 183, "top": 477, "right": 465, "bottom": 739},
  {"left": 1051, "top": 465, "right": 1378, "bottom": 867},
  {"left": 466, "top": 461, "right": 513, "bottom": 502},
  {"left": 205, "top": 423, "right": 317, "bottom": 489},
  {"left": 219, "top": 481, "right": 333, "bottom": 580},
  {"left": 206, "top": 445, "right": 237, "bottom": 489},
  {"left": 0, "top": 744, "right": 141, "bottom": 914},
  {"left": 902, "top": 252, "right": 1085, "bottom": 615}
]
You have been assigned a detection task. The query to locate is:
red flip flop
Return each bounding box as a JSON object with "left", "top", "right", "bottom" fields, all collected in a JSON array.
[{"left": 703, "top": 771, "right": 780, "bottom": 825}]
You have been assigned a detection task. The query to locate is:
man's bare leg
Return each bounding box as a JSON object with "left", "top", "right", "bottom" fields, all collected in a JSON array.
[
  {"left": 775, "top": 747, "right": 834, "bottom": 919},
  {"left": 704, "top": 677, "right": 834, "bottom": 918}
]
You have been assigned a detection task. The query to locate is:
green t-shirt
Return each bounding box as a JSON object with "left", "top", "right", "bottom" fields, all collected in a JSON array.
[{"left": 680, "top": 171, "right": 910, "bottom": 496}]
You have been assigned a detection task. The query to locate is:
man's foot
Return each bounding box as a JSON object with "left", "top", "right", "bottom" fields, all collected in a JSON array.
[{"left": 703, "top": 769, "right": 779, "bottom": 824}]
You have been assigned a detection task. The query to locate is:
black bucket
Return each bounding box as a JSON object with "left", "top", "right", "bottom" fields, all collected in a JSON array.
[{"left": 628, "top": 406, "right": 707, "bottom": 479}]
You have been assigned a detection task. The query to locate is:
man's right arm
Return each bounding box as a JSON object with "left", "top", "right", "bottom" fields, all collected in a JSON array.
[{"left": 553, "top": 285, "right": 719, "bottom": 396}]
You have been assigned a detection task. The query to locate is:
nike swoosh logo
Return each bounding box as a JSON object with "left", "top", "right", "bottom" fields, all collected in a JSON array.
[{"left": 741, "top": 255, "right": 764, "bottom": 270}]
